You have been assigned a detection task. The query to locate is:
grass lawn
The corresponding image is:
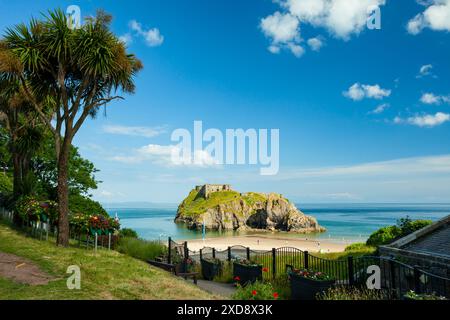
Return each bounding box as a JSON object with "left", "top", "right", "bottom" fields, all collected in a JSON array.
[{"left": 0, "top": 221, "right": 217, "bottom": 300}]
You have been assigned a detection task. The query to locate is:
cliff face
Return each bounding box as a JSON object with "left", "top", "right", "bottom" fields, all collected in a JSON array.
[{"left": 174, "top": 189, "right": 325, "bottom": 233}]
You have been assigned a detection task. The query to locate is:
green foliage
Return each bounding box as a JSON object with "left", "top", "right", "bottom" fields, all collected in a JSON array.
[
  {"left": 268, "top": 276, "right": 291, "bottom": 300},
  {"left": 116, "top": 237, "right": 167, "bottom": 262},
  {"left": 68, "top": 194, "right": 108, "bottom": 216},
  {"left": 345, "top": 243, "right": 376, "bottom": 253},
  {"left": 32, "top": 134, "right": 100, "bottom": 199},
  {"left": 232, "top": 281, "right": 280, "bottom": 300},
  {"left": 366, "top": 216, "right": 433, "bottom": 247},
  {"left": 213, "top": 261, "right": 234, "bottom": 283},
  {"left": 404, "top": 290, "right": 447, "bottom": 300},
  {"left": 318, "top": 286, "right": 392, "bottom": 300},
  {"left": 119, "top": 228, "right": 138, "bottom": 239},
  {"left": 366, "top": 225, "right": 401, "bottom": 246},
  {"left": 397, "top": 217, "right": 432, "bottom": 235},
  {"left": 0, "top": 173, "right": 13, "bottom": 195}
]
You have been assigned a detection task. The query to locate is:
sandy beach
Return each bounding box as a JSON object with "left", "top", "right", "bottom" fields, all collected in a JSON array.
[{"left": 185, "top": 235, "right": 350, "bottom": 253}]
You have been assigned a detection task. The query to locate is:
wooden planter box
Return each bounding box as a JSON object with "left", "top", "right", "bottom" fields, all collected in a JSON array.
[
  {"left": 201, "top": 259, "right": 222, "bottom": 280},
  {"left": 233, "top": 262, "right": 262, "bottom": 285},
  {"left": 290, "top": 273, "right": 335, "bottom": 300}
]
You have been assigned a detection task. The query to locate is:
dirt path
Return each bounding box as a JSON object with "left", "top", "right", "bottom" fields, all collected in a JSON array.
[{"left": 0, "top": 252, "right": 55, "bottom": 285}]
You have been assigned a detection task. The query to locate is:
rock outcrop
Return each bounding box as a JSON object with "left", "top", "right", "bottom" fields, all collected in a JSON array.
[{"left": 174, "top": 188, "right": 325, "bottom": 233}]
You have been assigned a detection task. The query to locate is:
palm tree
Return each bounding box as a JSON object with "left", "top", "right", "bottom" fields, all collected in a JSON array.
[
  {"left": 0, "top": 9, "right": 143, "bottom": 246},
  {"left": 0, "top": 77, "right": 43, "bottom": 200}
]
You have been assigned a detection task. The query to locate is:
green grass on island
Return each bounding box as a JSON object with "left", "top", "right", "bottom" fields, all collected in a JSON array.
[
  {"left": 178, "top": 189, "right": 272, "bottom": 217},
  {"left": 0, "top": 221, "right": 217, "bottom": 300}
]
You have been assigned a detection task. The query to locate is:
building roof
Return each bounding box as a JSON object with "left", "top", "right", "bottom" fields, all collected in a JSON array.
[{"left": 383, "top": 215, "right": 450, "bottom": 259}]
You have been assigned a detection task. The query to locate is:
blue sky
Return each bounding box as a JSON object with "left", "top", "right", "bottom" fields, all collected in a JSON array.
[{"left": 1, "top": 0, "right": 450, "bottom": 203}]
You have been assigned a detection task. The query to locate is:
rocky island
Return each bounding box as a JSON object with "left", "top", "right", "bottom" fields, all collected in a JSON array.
[{"left": 175, "top": 184, "right": 325, "bottom": 233}]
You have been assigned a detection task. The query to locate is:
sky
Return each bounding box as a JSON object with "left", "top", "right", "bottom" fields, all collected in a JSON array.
[{"left": 1, "top": 0, "right": 450, "bottom": 204}]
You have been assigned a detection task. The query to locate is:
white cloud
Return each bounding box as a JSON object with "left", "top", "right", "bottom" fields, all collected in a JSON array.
[
  {"left": 119, "top": 33, "right": 133, "bottom": 46},
  {"left": 260, "top": 12, "right": 303, "bottom": 57},
  {"left": 343, "top": 83, "right": 391, "bottom": 101},
  {"left": 287, "top": 43, "right": 305, "bottom": 57},
  {"left": 407, "top": 0, "right": 450, "bottom": 34},
  {"left": 307, "top": 36, "right": 324, "bottom": 51},
  {"left": 103, "top": 125, "right": 166, "bottom": 138},
  {"left": 260, "top": 0, "right": 386, "bottom": 56},
  {"left": 416, "top": 64, "right": 435, "bottom": 78},
  {"left": 420, "top": 92, "right": 450, "bottom": 105},
  {"left": 275, "top": 154, "right": 450, "bottom": 179},
  {"left": 395, "top": 112, "right": 450, "bottom": 127},
  {"left": 260, "top": 12, "right": 300, "bottom": 44},
  {"left": 285, "top": 0, "right": 386, "bottom": 39},
  {"left": 370, "top": 103, "right": 390, "bottom": 114},
  {"left": 421, "top": 92, "right": 440, "bottom": 104},
  {"left": 111, "top": 144, "right": 219, "bottom": 168},
  {"left": 129, "top": 20, "right": 164, "bottom": 47}
]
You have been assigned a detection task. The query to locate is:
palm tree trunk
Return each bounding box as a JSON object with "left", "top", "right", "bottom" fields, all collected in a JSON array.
[{"left": 56, "top": 137, "right": 71, "bottom": 247}]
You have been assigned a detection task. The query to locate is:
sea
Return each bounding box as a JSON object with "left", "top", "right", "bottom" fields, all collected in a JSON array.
[{"left": 106, "top": 203, "right": 450, "bottom": 243}]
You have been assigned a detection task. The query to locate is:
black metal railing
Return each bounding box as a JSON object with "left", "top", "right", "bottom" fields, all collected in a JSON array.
[{"left": 170, "top": 239, "right": 450, "bottom": 298}]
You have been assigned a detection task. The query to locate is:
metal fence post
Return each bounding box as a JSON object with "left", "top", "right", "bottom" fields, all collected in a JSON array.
[
  {"left": 95, "top": 232, "right": 98, "bottom": 254},
  {"left": 304, "top": 251, "right": 309, "bottom": 269},
  {"left": 246, "top": 247, "right": 250, "bottom": 260},
  {"left": 272, "top": 248, "right": 276, "bottom": 279},
  {"left": 348, "top": 256, "right": 354, "bottom": 286},
  {"left": 227, "top": 246, "right": 231, "bottom": 262},
  {"left": 184, "top": 241, "right": 189, "bottom": 258},
  {"left": 413, "top": 267, "right": 422, "bottom": 294},
  {"left": 108, "top": 233, "right": 111, "bottom": 250},
  {"left": 168, "top": 237, "right": 172, "bottom": 264}
]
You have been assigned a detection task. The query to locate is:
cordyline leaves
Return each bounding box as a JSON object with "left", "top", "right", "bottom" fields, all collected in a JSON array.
[{"left": 1, "top": 8, "right": 143, "bottom": 123}]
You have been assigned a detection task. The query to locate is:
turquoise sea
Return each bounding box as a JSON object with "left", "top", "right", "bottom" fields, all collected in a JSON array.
[{"left": 106, "top": 204, "right": 450, "bottom": 243}]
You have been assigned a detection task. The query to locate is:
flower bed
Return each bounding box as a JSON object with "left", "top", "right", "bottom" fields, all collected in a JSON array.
[
  {"left": 70, "top": 213, "right": 120, "bottom": 235},
  {"left": 288, "top": 267, "right": 335, "bottom": 300},
  {"left": 233, "top": 260, "right": 263, "bottom": 285},
  {"left": 16, "top": 196, "right": 58, "bottom": 223},
  {"left": 201, "top": 258, "right": 222, "bottom": 280}
]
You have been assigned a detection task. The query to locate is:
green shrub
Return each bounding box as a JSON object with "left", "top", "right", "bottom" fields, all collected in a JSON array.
[
  {"left": 232, "top": 281, "right": 279, "bottom": 300},
  {"left": 0, "top": 174, "right": 13, "bottom": 195},
  {"left": 366, "top": 225, "right": 401, "bottom": 246},
  {"left": 119, "top": 228, "right": 139, "bottom": 239},
  {"left": 117, "top": 237, "right": 166, "bottom": 261},
  {"left": 317, "top": 286, "right": 392, "bottom": 300},
  {"left": 366, "top": 216, "right": 433, "bottom": 247},
  {"left": 213, "top": 261, "right": 234, "bottom": 283},
  {"left": 345, "top": 243, "right": 373, "bottom": 252},
  {"left": 69, "top": 194, "right": 108, "bottom": 217},
  {"left": 269, "top": 276, "right": 290, "bottom": 300}
]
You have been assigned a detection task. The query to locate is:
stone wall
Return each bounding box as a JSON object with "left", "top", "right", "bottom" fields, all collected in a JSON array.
[{"left": 195, "top": 184, "right": 231, "bottom": 198}]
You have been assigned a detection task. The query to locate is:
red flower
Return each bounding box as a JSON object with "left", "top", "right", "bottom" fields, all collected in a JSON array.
[
  {"left": 234, "top": 276, "right": 240, "bottom": 282},
  {"left": 251, "top": 290, "right": 257, "bottom": 296},
  {"left": 273, "top": 292, "right": 279, "bottom": 299},
  {"left": 262, "top": 267, "right": 269, "bottom": 273}
]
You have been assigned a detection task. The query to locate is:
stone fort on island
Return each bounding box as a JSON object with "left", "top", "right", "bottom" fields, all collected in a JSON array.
[{"left": 195, "top": 184, "right": 232, "bottom": 199}]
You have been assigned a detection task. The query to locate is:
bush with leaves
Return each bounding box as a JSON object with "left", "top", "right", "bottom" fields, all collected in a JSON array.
[
  {"left": 232, "top": 281, "right": 280, "bottom": 300},
  {"left": 366, "top": 216, "right": 433, "bottom": 247},
  {"left": 119, "top": 228, "right": 138, "bottom": 239}
]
